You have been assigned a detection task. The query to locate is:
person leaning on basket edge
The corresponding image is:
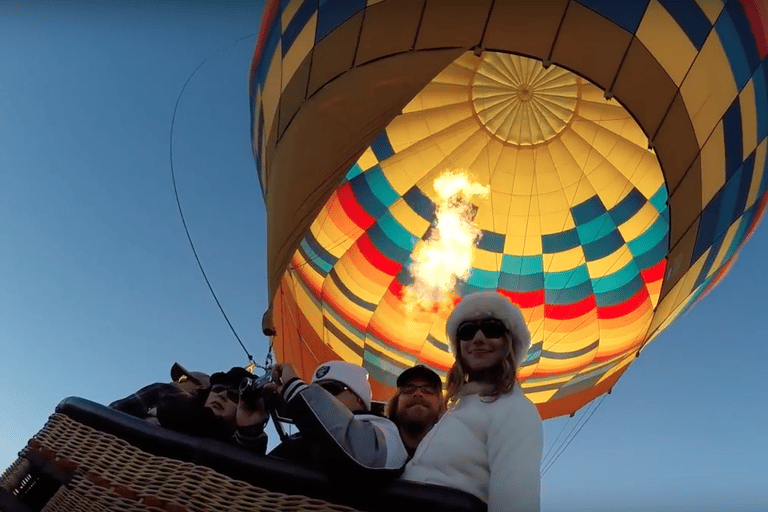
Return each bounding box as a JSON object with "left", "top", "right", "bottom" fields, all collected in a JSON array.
[
  {"left": 401, "top": 291, "right": 544, "bottom": 512},
  {"left": 267, "top": 360, "right": 408, "bottom": 475},
  {"left": 110, "top": 360, "right": 407, "bottom": 473},
  {"left": 385, "top": 364, "right": 445, "bottom": 458},
  {"left": 110, "top": 364, "right": 270, "bottom": 453},
  {"left": 109, "top": 363, "right": 210, "bottom": 426}
]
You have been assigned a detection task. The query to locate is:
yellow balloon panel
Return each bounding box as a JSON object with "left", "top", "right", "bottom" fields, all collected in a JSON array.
[
  {"left": 279, "top": 52, "right": 669, "bottom": 411},
  {"left": 252, "top": 0, "right": 768, "bottom": 417}
]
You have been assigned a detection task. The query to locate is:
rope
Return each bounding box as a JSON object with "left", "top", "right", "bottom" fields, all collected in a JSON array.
[
  {"left": 541, "top": 394, "right": 606, "bottom": 476},
  {"left": 169, "top": 33, "right": 258, "bottom": 366}
]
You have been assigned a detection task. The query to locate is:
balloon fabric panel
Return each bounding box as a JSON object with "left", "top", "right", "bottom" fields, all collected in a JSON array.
[
  {"left": 278, "top": 52, "right": 668, "bottom": 412},
  {"left": 250, "top": 0, "right": 768, "bottom": 418}
]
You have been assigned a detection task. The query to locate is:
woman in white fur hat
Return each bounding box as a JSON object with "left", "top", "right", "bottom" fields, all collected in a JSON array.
[{"left": 401, "top": 291, "right": 543, "bottom": 512}]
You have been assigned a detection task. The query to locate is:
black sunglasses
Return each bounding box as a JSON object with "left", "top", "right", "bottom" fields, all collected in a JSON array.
[
  {"left": 319, "top": 381, "right": 349, "bottom": 396},
  {"left": 210, "top": 384, "right": 240, "bottom": 403},
  {"left": 456, "top": 319, "right": 508, "bottom": 341}
]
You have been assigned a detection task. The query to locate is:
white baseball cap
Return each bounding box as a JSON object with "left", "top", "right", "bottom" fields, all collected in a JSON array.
[{"left": 311, "top": 361, "right": 372, "bottom": 411}]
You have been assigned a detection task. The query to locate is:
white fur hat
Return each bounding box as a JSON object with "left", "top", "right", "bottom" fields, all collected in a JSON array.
[
  {"left": 446, "top": 291, "right": 531, "bottom": 369},
  {"left": 311, "top": 360, "right": 372, "bottom": 411}
]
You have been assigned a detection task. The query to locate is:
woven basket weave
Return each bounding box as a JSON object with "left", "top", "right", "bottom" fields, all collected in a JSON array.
[
  {"left": 5, "top": 412, "right": 361, "bottom": 512},
  {"left": 2, "top": 399, "right": 486, "bottom": 512}
]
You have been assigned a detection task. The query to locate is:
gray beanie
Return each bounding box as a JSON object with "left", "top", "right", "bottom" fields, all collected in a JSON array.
[{"left": 446, "top": 291, "right": 531, "bottom": 369}]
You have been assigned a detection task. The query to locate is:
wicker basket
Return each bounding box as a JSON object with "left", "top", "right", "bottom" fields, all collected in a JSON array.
[{"left": 0, "top": 398, "right": 486, "bottom": 512}]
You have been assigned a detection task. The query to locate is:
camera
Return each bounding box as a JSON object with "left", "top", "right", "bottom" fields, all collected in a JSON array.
[{"left": 239, "top": 368, "right": 276, "bottom": 408}]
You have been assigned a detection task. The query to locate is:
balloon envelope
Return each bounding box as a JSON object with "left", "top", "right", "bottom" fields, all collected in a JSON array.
[{"left": 250, "top": 0, "right": 768, "bottom": 418}]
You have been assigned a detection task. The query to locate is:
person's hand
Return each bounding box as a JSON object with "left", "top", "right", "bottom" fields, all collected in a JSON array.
[
  {"left": 236, "top": 396, "right": 268, "bottom": 433},
  {"left": 272, "top": 364, "right": 299, "bottom": 395}
]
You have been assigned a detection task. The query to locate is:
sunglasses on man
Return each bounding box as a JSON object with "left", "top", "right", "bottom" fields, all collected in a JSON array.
[
  {"left": 210, "top": 384, "right": 240, "bottom": 403},
  {"left": 400, "top": 383, "right": 440, "bottom": 396},
  {"left": 318, "top": 381, "right": 349, "bottom": 396},
  {"left": 456, "top": 319, "right": 509, "bottom": 341}
]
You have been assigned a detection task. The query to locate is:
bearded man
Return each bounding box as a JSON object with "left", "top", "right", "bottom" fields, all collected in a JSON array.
[{"left": 385, "top": 365, "right": 445, "bottom": 458}]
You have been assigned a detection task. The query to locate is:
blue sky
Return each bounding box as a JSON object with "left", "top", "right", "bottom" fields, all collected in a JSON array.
[{"left": 1, "top": 2, "right": 766, "bottom": 511}]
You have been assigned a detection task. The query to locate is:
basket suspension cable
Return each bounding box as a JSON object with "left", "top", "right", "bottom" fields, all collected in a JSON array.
[{"left": 169, "top": 33, "right": 261, "bottom": 367}]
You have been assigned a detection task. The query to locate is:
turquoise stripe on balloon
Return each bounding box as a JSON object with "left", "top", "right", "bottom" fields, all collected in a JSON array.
[
  {"left": 478, "top": 230, "right": 505, "bottom": 253},
  {"left": 716, "top": 9, "right": 752, "bottom": 89},
  {"left": 693, "top": 233, "right": 722, "bottom": 289},
  {"left": 304, "top": 231, "right": 338, "bottom": 268},
  {"left": 594, "top": 274, "right": 644, "bottom": 307},
  {"left": 300, "top": 238, "right": 333, "bottom": 274},
  {"left": 729, "top": 207, "right": 754, "bottom": 254},
  {"left": 591, "top": 261, "right": 640, "bottom": 294},
  {"left": 369, "top": 223, "right": 411, "bottom": 264},
  {"left": 365, "top": 352, "right": 406, "bottom": 389},
  {"left": 650, "top": 185, "right": 668, "bottom": 214},
  {"left": 295, "top": 274, "right": 322, "bottom": 309},
  {"left": 544, "top": 265, "right": 590, "bottom": 290},
  {"left": 571, "top": 196, "right": 606, "bottom": 224},
  {"left": 627, "top": 215, "right": 668, "bottom": 258},
  {"left": 545, "top": 280, "right": 593, "bottom": 305},
  {"left": 720, "top": 214, "right": 748, "bottom": 265},
  {"left": 365, "top": 166, "right": 399, "bottom": 207},
  {"left": 609, "top": 189, "right": 645, "bottom": 226},
  {"left": 715, "top": 165, "right": 744, "bottom": 238},
  {"left": 499, "top": 272, "right": 544, "bottom": 293},
  {"left": 542, "top": 228, "right": 580, "bottom": 253},
  {"left": 576, "top": 213, "right": 617, "bottom": 242},
  {"left": 466, "top": 268, "right": 500, "bottom": 288},
  {"left": 345, "top": 162, "right": 363, "bottom": 181},
  {"left": 377, "top": 211, "right": 418, "bottom": 250},
  {"left": 635, "top": 233, "right": 668, "bottom": 270},
  {"left": 297, "top": 244, "right": 327, "bottom": 277},
  {"left": 324, "top": 299, "right": 366, "bottom": 340},
  {"left": 501, "top": 254, "right": 544, "bottom": 275}
]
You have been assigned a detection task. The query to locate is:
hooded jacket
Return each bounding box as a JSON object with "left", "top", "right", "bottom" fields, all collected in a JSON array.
[{"left": 401, "top": 381, "right": 543, "bottom": 512}]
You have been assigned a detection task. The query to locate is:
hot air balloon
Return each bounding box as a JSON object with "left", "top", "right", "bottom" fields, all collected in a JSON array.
[{"left": 250, "top": 0, "right": 768, "bottom": 418}]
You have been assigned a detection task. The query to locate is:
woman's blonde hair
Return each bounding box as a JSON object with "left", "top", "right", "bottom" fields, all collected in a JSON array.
[{"left": 444, "top": 331, "right": 517, "bottom": 407}]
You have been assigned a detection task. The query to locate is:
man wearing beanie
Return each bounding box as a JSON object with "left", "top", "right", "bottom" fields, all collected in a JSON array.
[{"left": 269, "top": 361, "right": 407, "bottom": 474}]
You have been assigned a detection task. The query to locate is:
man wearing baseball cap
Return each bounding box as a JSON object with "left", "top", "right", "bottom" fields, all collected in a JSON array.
[
  {"left": 385, "top": 365, "right": 445, "bottom": 457},
  {"left": 110, "top": 362, "right": 210, "bottom": 425},
  {"left": 269, "top": 361, "right": 408, "bottom": 474}
]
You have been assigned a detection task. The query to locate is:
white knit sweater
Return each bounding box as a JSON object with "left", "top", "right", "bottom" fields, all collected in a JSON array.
[{"left": 401, "top": 381, "right": 543, "bottom": 512}]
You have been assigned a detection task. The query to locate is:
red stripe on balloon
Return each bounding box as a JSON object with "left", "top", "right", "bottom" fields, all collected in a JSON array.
[
  {"left": 596, "top": 287, "right": 649, "bottom": 319},
  {"left": 388, "top": 279, "right": 405, "bottom": 300},
  {"left": 545, "top": 295, "right": 596, "bottom": 320},
  {"left": 498, "top": 289, "right": 545, "bottom": 308},
  {"left": 641, "top": 259, "right": 666, "bottom": 285},
  {"left": 741, "top": 0, "right": 768, "bottom": 59},
  {"left": 357, "top": 234, "right": 402, "bottom": 276},
  {"left": 745, "top": 191, "right": 768, "bottom": 243},
  {"left": 337, "top": 183, "right": 376, "bottom": 230},
  {"left": 250, "top": 0, "right": 281, "bottom": 86}
]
